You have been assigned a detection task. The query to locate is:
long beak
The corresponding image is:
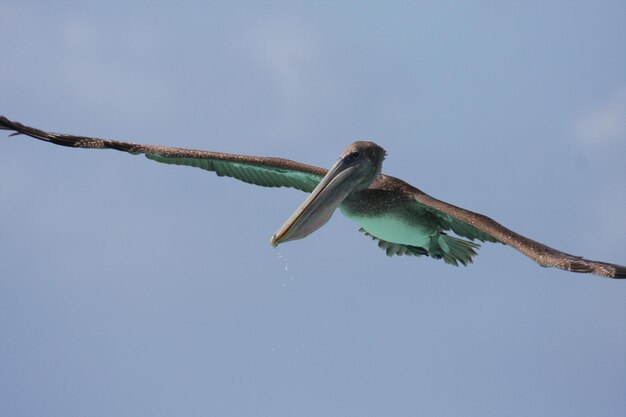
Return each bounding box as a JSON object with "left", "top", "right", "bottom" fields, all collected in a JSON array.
[{"left": 270, "top": 158, "right": 360, "bottom": 246}]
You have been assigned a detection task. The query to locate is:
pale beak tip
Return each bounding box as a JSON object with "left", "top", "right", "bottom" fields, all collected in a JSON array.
[{"left": 270, "top": 235, "right": 279, "bottom": 247}]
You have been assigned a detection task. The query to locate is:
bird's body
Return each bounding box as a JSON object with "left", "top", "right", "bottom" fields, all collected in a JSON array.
[
  {"left": 338, "top": 176, "right": 491, "bottom": 264},
  {"left": 1, "top": 115, "right": 624, "bottom": 278},
  {"left": 346, "top": 208, "right": 434, "bottom": 249}
]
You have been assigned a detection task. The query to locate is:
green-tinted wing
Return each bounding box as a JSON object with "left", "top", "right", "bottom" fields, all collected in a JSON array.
[
  {"left": 0, "top": 115, "right": 325, "bottom": 193},
  {"left": 408, "top": 184, "right": 626, "bottom": 278},
  {"left": 425, "top": 206, "right": 500, "bottom": 243},
  {"left": 144, "top": 153, "right": 323, "bottom": 192}
]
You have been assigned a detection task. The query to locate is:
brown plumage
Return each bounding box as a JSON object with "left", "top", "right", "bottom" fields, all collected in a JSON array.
[{"left": 1, "top": 115, "right": 624, "bottom": 278}]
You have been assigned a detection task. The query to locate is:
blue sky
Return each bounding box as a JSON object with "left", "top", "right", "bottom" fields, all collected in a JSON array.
[{"left": 1, "top": 1, "right": 625, "bottom": 416}]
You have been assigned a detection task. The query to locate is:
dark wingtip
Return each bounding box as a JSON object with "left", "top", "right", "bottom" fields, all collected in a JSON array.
[
  {"left": 613, "top": 265, "right": 626, "bottom": 279},
  {"left": 0, "top": 115, "right": 106, "bottom": 149},
  {"left": 580, "top": 259, "right": 626, "bottom": 279},
  {"left": 0, "top": 115, "right": 16, "bottom": 131},
  {"left": 0, "top": 115, "right": 50, "bottom": 142},
  {"left": 555, "top": 252, "right": 626, "bottom": 279}
]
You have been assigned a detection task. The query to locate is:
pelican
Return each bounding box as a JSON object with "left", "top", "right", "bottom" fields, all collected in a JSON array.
[{"left": 1, "top": 115, "right": 624, "bottom": 279}]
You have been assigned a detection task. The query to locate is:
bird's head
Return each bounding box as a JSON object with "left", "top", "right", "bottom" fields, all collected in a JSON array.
[
  {"left": 270, "top": 141, "right": 386, "bottom": 246},
  {"left": 337, "top": 141, "right": 386, "bottom": 190}
]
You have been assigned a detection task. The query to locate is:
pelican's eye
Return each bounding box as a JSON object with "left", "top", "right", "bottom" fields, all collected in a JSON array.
[{"left": 349, "top": 150, "right": 361, "bottom": 159}]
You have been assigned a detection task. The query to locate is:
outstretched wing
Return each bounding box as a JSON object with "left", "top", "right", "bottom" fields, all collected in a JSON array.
[
  {"left": 406, "top": 185, "right": 626, "bottom": 279},
  {"left": 0, "top": 116, "right": 325, "bottom": 193}
]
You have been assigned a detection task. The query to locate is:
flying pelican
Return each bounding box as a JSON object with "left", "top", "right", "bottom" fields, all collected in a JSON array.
[{"left": 1, "top": 115, "right": 624, "bottom": 279}]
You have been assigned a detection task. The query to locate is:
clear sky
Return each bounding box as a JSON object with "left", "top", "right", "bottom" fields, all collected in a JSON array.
[{"left": 1, "top": 1, "right": 625, "bottom": 416}]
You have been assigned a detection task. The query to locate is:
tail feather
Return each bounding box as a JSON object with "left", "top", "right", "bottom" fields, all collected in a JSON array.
[{"left": 431, "top": 234, "right": 481, "bottom": 266}]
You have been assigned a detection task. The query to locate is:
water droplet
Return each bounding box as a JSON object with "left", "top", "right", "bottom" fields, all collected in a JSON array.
[{"left": 275, "top": 250, "right": 295, "bottom": 286}]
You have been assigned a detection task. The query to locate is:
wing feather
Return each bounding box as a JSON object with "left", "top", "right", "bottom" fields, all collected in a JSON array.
[
  {"left": 359, "top": 228, "right": 429, "bottom": 257},
  {"left": 409, "top": 187, "right": 626, "bottom": 278},
  {"left": 431, "top": 211, "right": 499, "bottom": 243},
  {"left": 0, "top": 116, "right": 325, "bottom": 193},
  {"left": 145, "top": 155, "right": 323, "bottom": 192}
]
